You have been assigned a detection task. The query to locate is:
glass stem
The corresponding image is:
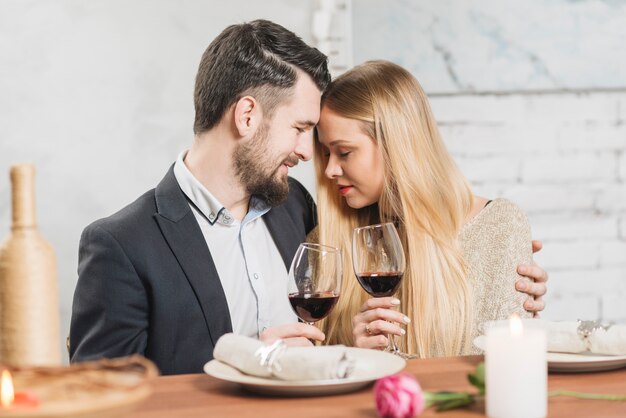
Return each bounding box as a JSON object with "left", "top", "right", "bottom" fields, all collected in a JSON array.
[
  {"left": 308, "top": 322, "right": 317, "bottom": 345},
  {"left": 387, "top": 333, "right": 400, "bottom": 353}
]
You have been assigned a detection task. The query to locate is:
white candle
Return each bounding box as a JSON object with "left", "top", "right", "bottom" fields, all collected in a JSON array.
[{"left": 486, "top": 315, "right": 547, "bottom": 418}]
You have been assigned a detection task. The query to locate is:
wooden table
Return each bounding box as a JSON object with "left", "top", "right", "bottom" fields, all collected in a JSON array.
[{"left": 129, "top": 356, "right": 626, "bottom": 417}]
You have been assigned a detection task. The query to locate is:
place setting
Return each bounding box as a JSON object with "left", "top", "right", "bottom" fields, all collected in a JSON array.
[
  {"left": 473, "top": 318, "right": 626, "bottom": 373},
  {"left": 204, "top": 237, "right": 408, "bottom": 396},
  {"left": 204, "top": 334, "right": 406, "bottom": 396}
]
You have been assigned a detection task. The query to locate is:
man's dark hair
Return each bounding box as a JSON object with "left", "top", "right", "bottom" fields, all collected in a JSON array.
[{"left": 193, "top": 19, "right": 331, "bottom": 134}]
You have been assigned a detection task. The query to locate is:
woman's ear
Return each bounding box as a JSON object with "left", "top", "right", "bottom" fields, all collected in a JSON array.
[{"left": 233, "top": 96, "right": 262, "bottom": 137}]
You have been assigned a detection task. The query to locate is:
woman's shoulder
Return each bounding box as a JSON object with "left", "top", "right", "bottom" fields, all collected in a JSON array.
[
  {"left": 466, "top": 198, "right": 529, "bottom": 231},
  {"left": 485, "top": 198, "right": 528, "bottom": 224},
  {"left": 460, "top": 198, "right": 531, "bottom": 252}
]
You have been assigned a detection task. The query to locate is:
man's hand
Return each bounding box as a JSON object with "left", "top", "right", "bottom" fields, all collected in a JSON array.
[
  {"left": 516, "top": 240, "right": 548, "bottom": 316},
  {"left": 259, "top": 323, "right": 325, "bottom": 347}
]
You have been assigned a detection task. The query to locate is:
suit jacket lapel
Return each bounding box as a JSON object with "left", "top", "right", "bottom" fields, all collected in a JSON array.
[
  {"left": 264, "top": 205, "right": 303, "bottom": 271},
  {"left": 154, "top": 167, "right": 232, "bottom": 345}
]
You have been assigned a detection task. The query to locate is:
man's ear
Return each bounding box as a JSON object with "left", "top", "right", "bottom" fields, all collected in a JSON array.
[{"left": 233, "top": 96, "right": 262, "bottom": 137}]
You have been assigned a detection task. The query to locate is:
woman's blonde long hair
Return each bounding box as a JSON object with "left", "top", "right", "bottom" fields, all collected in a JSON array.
[{"left": 316, "top": 60, "right": 474, "bottom": 357}]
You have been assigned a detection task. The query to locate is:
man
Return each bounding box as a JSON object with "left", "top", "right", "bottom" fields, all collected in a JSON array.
[{"left": 70, "top": 20, "right": 547, "bottom": 375}]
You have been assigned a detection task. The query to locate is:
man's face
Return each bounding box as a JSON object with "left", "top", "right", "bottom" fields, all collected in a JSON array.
[{"left": 234, "top": 72, "right": 321, "bottom": 206}]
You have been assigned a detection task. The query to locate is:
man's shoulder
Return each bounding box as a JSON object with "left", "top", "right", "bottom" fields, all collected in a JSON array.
[
  {"left": 283, "top": 177, "right": 316, "bottom": 214},
  {"left": 85, "top": 188, "right": 158, "bottom": 238},
  {"left": 286, "top": 176, "right": 309, "bottom": 196},
  {"left": 266, "top": 177, "right": 317, "bottom": 234}
]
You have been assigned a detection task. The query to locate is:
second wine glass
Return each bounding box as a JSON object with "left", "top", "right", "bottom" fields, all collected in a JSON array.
[
  {"left": 352, "top": 222, "right": 416, "bottom": 359},
  {"left": 287, "top": 243, "right": 342, "bottom": 326}
]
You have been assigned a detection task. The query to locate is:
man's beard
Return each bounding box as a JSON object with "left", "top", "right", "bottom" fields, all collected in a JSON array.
[{"left": 233, "top": 125, "right": 298, "bottom": 207}]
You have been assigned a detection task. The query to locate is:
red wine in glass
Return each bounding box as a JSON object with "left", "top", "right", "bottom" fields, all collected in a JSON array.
[
  {"left": 353, "top": 223, "right": 416, "bottom": 359},
  {"left": 287, "top": 243, "right": 342, "bottom": 326},
  {"left": 288, "top": 291, "right": 339, "bottom": 323},
  {"left": 356, "top": 272, "right": 403, "bottom": 297}
]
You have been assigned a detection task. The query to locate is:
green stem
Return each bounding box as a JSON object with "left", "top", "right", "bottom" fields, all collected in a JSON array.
[
  {"left": 435, "top": 396, "right": 475, "bottom": 412},
  {"left": 424, "top": 391, "right": 472, "bottom": 403},
  {"left": 549, "top": 391, "right": 626, "bottom": 401},
  {"left": 423, "top": 392, "right": 476, "bottom": 411}
]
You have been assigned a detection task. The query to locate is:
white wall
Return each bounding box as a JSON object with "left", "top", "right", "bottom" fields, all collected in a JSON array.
[
  {"left": 0, "top": 0, "right": 316, "bottom": 359},
  {"left": 353, "top": 0, "right": 626, "bottom": 322},
  {"left": 353, "top": 0, "right": 626, "bottom": 92}
]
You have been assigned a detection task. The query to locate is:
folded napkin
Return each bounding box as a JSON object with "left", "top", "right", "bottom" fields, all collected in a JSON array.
[
  {"left": 479, "top": 319, "right": 626, "bottom": 356},
  {"left": 213, "top": 333, "right": 355, "bottom": 381},
  {"left": 545, "top": 320, "right": 626, "bottom": 356}
]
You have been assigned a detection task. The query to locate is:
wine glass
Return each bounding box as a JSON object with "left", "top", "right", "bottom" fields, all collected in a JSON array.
[
  {"left": 287, "top": 243, "right": 342, "bottom": 326},
  {"left": 352, "top": 222, "right": 415, "bottom": 359}
]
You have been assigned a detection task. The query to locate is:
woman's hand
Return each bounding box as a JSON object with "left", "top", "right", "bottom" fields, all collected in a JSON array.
[
  {"left": 352, "top": 297, "right": 411, "bottom": 349},
  {"left": 516, "top": 240, "right": 549, "bottom": 316}
]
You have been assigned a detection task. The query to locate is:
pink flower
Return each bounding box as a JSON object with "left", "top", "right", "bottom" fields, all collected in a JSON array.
[{"left": 374, "top": 373, "right": 425, "bottom": 418}]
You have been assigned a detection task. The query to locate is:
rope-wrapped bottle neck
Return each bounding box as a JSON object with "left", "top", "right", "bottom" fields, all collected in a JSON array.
[{"left": 10, "top": 164, "right": 37, "bottom": 229}]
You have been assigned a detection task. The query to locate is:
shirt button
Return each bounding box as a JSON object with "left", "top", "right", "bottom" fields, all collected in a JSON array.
[
  {"left": 253, "top": 273, "right": 259, "bottom": 280},
  {"left": 208, "top": 213, "right": 215, "bottom": 220},
  {"left": 262, "top": 326, "right": 268, "bottom": 332}
]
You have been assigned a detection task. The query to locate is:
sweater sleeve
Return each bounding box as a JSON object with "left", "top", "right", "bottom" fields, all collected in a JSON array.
[
  {"left": 479, "top": 199, "right": 534, "bottom": 322},
  {"left": 462, "top": 199, "right": 535, "bottom": 354}
]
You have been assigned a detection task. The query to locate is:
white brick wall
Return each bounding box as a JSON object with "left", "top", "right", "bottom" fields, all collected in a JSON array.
[
  {"left": 531, "top": 214, "right": 617, "bottom": 240},
  {"left": 604, "top": 294, "right": 626, "bottom": 322},
  {"left": 558, "top": 125, "right": 626, "bottom": 152},
  {"left": 502, "top": 185, "right": 596, "bottom": 212},
  {"left": 618, "top": 97, "right": 626, "bottom": 121},
  {"left": 455, "top": 156, "right": 521, "bottom": 183},
  {"left": 600, "top": 241, "right": 626, "bottom": 267},
  {"left": 432, "top": 92, "right": 626, "bottom": 322},
  {"left": 597, "top": 185, "right": 626, "bottom": 212},
  {"left": 533, "top": 242, "right": 600, "bottom": 270},
  {"left": 544, "top": 294, "right": 602, "bottom": 322},
  {"left": 522, "top": 153, "right": 616, "bottom": 183}
]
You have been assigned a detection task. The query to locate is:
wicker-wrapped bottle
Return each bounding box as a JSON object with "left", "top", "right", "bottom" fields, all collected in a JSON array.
[{"left": 0, "top": 164, "right": 61, "bottom": 365}]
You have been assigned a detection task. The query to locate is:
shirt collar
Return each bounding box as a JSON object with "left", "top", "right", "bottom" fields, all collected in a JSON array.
[
  {"left": 173, "top": 150, "right": 272, "bottom": 226},
  {"left": 173, "top": 150, "right": 231, "bottom": 226},
  {"left": 245, "top": 195, "right": 271, "bottom": 225}
]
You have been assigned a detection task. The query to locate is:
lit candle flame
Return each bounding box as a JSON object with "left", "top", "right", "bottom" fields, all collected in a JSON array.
[
  {"left": 509, "top": 313, "right": 523, "bottom": 337},
  {"left": 1, "top": 369, "right": 15, "bottom": 407}
]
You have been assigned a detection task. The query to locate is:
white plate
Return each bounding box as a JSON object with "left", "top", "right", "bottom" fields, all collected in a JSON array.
[
  {"left": 204, "top": 347, "right": 406, "bottom": 396},
  {"left": 473, "top": 336, "right": 626, "bottom": 373}
]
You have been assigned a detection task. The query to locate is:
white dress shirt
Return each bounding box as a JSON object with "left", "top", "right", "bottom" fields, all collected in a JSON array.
[{"left": 173, "top": 151, "right": 297, "bottom": 337}]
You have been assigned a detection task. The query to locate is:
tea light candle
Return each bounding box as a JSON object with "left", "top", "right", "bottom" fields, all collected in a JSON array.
[
  {"left": 485, "top": 315, "right": 547, "bottom": 418},
  {"left": 1, "top": 370, "right": 39, "bottom": 410}
]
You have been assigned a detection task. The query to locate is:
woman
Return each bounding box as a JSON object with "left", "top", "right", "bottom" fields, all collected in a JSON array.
[{"left": 315, "top": 60, "right": 535, "bottom": 357}]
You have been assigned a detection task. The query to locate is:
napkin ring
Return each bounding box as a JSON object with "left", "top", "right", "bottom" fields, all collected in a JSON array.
[
  {"left": 255, "top": 339, "right": 287, "bottom": 374},
  {"left": 337, "top": 352, "right": 355, "bottom": 379},
  {"left": 577, "top": 319, "right": 612, "bottom": 349}
]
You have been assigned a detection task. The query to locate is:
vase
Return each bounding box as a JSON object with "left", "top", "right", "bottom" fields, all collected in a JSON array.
[{"left": 0, "top": 164, "right": 61, "bottom": 365}]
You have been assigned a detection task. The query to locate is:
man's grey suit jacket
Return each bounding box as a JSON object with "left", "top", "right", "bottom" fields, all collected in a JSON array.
[{"left": 70, "top": 167, "right": 317, "bottom": 375}]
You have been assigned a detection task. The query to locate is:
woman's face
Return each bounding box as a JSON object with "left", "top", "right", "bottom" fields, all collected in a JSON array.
[{"left": 316, "top": 106, "right": 385, "bottom": 209}]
